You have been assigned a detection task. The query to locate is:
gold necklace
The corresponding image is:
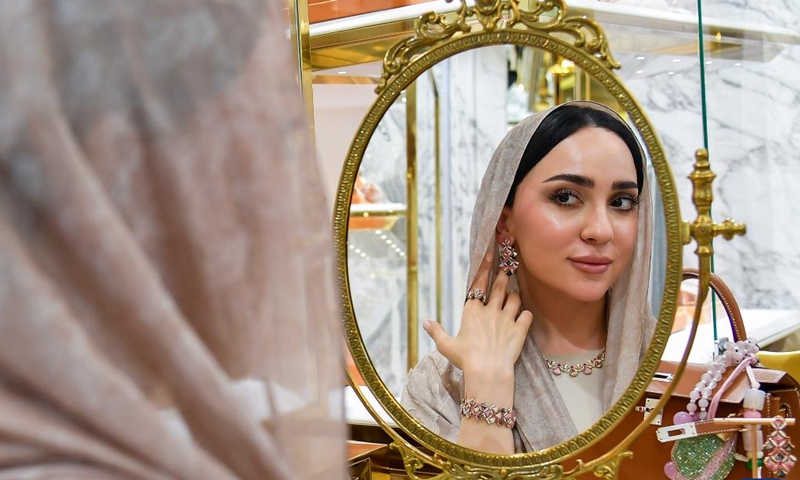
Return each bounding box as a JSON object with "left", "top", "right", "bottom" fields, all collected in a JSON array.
[{"left": 542, "top": 347, "right": 606, "bottom": 377}]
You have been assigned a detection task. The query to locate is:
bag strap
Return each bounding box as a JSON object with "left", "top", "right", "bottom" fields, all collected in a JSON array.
[{"left": 682, "top": 268, "right": 747, "bottom": 342}]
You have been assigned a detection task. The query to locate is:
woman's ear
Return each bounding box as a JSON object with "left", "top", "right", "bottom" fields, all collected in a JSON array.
[{"left": 495, "top": 207, "right": 514, "bottom": 244}]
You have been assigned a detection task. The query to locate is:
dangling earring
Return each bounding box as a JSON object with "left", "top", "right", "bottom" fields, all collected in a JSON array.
[{"left": 499, "top": 238, "right": 519, "bottom": 276}]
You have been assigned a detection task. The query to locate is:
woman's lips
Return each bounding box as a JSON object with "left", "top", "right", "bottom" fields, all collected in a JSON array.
[{"left": 569, "top": 256, "right": 612, "bottom": 274}]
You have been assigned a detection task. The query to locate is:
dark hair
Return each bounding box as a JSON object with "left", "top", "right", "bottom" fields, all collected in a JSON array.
[{"left": 505, "top": 105, "right": 644, "bottom": 206}]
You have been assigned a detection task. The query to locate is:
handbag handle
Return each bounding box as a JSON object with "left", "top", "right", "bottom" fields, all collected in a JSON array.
[{"left": 682, "top": 268, "right": 747, "bottom": 342}]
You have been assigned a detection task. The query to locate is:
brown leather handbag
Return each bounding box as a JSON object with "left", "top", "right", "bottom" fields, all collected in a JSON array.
[{"left": 577, "top": 269, "right": 800, "bottom": 479}]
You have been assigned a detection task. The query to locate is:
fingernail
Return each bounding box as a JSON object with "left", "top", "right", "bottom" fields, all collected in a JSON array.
[
  {"left": 484, "top": 249, "right": 493, "bottom": 261},
  {"left": 423, "top": 320, "right": 432, "bottom": 330}
]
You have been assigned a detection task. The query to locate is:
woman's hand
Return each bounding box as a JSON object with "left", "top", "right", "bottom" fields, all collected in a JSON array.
[
  {"left": 423, "top": 250, "right": 533, "bottom": 377},
  {"left": 423, "top": 249, "right": 533, "bottom": 454}
]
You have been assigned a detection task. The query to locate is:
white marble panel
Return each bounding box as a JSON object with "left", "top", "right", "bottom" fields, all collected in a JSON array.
[
  {"left": 615, "top": 0, "right": 800, "bottom": 313},
  {"left": 696, "top": 0, "right": 797, "bottom": 29},
  {"left": 440, "top": 47, "right": 508, "bottom": 344},
  {"left": 705, "top": 44, "right": 800, "bottom": 311},
  {"left": 415, "top": 72, "right": 439, "bottom": 361}
]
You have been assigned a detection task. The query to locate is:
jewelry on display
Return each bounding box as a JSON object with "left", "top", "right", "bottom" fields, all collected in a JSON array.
[
  {"left": 460, "top": 397, "right": 516, "bottom": 429},
  {"left": 684, "top": 338, "right": 759, "bottom": 421},
  {"left": 542, "top": 348, "right": 606, "bottom": 377},
  {"left": 764, "top": 416, "right": 797, "bottom": 478},
  {"left": 466, "top": 288, "right": 488, "bottom": 304},
  {"left": 498, "top": 238, "right": 519, "bottom": 276}
]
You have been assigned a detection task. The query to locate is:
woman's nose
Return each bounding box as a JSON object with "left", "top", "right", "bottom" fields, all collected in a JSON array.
[{"left": 581, "top": 206, "right": 614, "bottom": 244}]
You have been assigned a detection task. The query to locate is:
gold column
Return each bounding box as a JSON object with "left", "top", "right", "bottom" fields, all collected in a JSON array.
[
  {"left": 406, "top": 84, "right": 419, "bottom": 372},
  {"left": 287, "top": 0, "right": 315, "bottom": 129}
]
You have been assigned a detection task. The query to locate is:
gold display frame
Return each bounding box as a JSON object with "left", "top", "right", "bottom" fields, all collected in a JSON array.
[{"left": 331, "top": 0, "right": 711, "bottom": 477}]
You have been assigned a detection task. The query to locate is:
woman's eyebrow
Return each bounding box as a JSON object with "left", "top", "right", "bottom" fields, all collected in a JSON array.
[
  {"left": 612, "top": 180, "right": 638, "bottom": 190},
  {"left": 543, "top": 174, "right": 638, "bottom": 191},
  {"left": 543, "top": 174, "right": 593, "bottom": 187}
]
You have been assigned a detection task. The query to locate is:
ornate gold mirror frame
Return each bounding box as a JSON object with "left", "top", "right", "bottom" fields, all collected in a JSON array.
[{"left": 333, "top": 0, "right": 746, "bottom": 477}]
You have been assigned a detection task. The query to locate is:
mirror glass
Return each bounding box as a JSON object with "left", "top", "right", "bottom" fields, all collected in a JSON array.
[{"left": 345, "top": 43, "right": 672, "bottom": 450}]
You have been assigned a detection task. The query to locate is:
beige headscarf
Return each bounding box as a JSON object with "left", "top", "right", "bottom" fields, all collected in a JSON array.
[
  {"left": 0, "top": 1, "right": 344, "bottom": 479},
  {"left": 403, "top": 101, "right": 655, "bottom": 451}
]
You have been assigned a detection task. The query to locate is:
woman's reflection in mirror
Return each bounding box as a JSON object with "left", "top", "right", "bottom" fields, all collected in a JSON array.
[{"left": 402, "top": 101, "right": 655, "bottom": 454}]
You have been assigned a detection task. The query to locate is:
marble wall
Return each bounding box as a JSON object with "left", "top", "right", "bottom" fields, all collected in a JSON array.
[{"left": 611, "top": 0, "right": 800, "bottom": 314}]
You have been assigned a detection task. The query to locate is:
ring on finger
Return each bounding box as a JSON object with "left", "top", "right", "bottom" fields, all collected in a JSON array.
[{"left": 466, "top": 288, "right": 488, "bottom": 305}]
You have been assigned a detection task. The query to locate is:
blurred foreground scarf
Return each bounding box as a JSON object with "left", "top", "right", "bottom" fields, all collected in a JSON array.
[{"left": 0, "top": 1, "right": 345, "bottom": 479}]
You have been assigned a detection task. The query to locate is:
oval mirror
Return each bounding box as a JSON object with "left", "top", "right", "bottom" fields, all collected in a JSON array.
[{"left": 334, "top": 0, "right": 683, "bottom": 474}]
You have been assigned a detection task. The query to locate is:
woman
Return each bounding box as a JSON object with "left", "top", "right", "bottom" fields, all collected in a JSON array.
[{"left": 402, "top": 101, "right": 655, "bottom": 454}]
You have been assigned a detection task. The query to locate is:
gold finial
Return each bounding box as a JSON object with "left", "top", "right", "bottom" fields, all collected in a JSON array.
[
  {"left": 716, "top": 218, "right": 747, "bottom": 240},
  {"left": 683, "top": 148, "right": 746, "bottom": 317}
]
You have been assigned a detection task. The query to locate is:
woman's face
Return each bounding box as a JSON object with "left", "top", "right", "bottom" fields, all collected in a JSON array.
[{"left": 499, "top": 126, "right": 640, "bottom": 304}]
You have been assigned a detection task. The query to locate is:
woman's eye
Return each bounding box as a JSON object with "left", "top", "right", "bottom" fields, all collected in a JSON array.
[
  {"left": 551, "top": 190, "right": 579, "bottom": 206},
  {"left": 611, "top": 195, "right": 639, "bottom": 211}
]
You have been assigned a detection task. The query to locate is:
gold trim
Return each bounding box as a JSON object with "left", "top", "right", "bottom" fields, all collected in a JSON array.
[
  {"left": 350, "top": 208, "right": 406, "bottom": 218},
  {"left": 289, "top": 0, "right": 316, "bottom": 127},
  {"left": 406, "top": 83, "right": 419, "bottom": 373},
  {"left": 334, "top": 0, "right": 685, "bottom": 475},
  {"left": 312, "top": 74, "right": 379, "bottom": 85}
]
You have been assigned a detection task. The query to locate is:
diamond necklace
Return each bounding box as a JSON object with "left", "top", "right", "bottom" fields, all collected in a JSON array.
[{"left": 542, "top": 347, "right": 606, "bottom": 377}]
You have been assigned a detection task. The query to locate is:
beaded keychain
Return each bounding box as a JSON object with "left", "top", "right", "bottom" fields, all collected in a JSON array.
[{"left": 683, "top": 338, "right": 760, "bottom": 422}]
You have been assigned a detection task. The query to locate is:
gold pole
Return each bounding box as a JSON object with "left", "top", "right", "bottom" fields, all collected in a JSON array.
[
  {"left": 406, "top": 84, "right": 419, "bottom": 373},
  {"left": 714, "top": 417, "right": 795, "bottom": 425},
  {"left": 749, "top": 425, "right": 758, "bottom": 478},
  {"left": 287, "top": 0, "right": 315, "bottom": 131}
]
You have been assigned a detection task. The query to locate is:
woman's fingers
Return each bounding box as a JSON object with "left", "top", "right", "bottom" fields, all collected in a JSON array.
[
  {"left": 516, "top": 310, "right": 534, "bottom": 334},
  {"left": 423, "top": 320, "right": 457, "bottom": 364},
  {"left": 468, "top": 248, "right": 494, "bottom": 294},
  {"left": 487, "top": 268, "right": 509, "bottom": 307},
  {"left": 503, "top": 291, "right": 521, "bottom": 315}
]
